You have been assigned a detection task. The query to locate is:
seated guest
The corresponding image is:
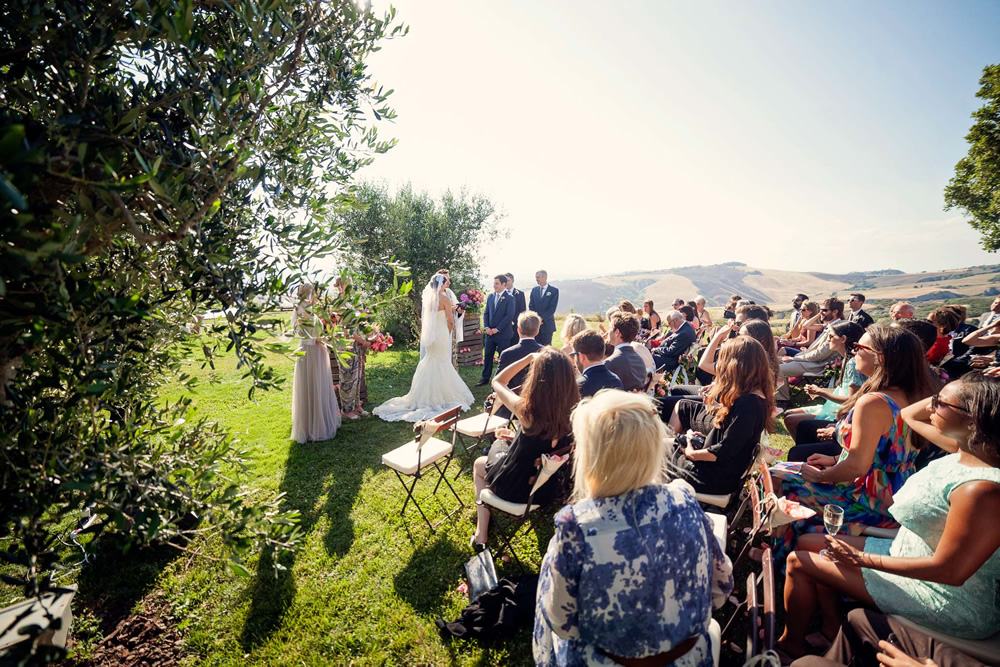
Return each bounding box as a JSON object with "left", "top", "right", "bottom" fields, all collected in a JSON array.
[
  {"left": 694, "top": 296, "right": 712, "bottom": 333},
  {"left": 597, "top": 306, "right": 618, "bottom": 339},
  {"left": 889, "top": 301, "right": 915, "bottom": 320},
  {"left": 777, "top": 372, "right": 1000, "bottom": 658},
  {"left": 572, "top": 329, "right": 623, "bottom": 397},
  {"left": 640, "top": 300, "right": 661, "bottom": 331},
  {"left": 558, "top": 314, "right": 588, "bottom": 356},
  {"left": 651, "top": 310, "right": 697, "bottom": 372},
  {"left": 927, "top": 308, "right": 961, "bottom": 365},
  {"left": 791, "top": 608, "right": 991, "bottom": 667},
  {"left": 472, "top": 348, "right": 579, "bottom": 549},
  {"left": 737, "top": 303, "right": 770, "bottom": 322},
  {"left": 617, "top": 300, "right": 637, "bottom": 314},
  {"left": 686, "top": 301, "right": 702, "bottom": 330},
  {"left": 776, "top": 298, "right": 846, "bottom": 402},
  {"left": 779, "top": 301, "right": 822, "bottom": 353},
  {"left": 671, "top": 298, "right": 685, "bottom": 311},
  {"left": 772, "top": 326, "right": 938, "bottom": 567},
  {"left": 892, "top": 318, "right": 937, "bottom": 354},
  {"left": 847, "top": 293, "right": 875, "bottom": 329},
  {"left": 534, "top": 391, "right": 733, "bottom": 667},
  {"left": 787, "top": 293, "right": 809, "bottom": 332},
  {"left": 667, "top": 336, "right": 775, "bottom": 495},
  {"left": 605, "top": 312, "right": 648, "bottom": 392},
  {"left": 977, "top": 295, "right": 1000, "bottom": 328},
  {"left": 678, "top": 304, "right": 698, "bottom": 332},
  {"left": 783, "top": 322, "right": 867, "bottom": 458},
  {"left": 723, "top": 295, "right": 741, "bottom": 320},
  {"left": 496, "top": 311, "right": 543, "bottom": 387}
]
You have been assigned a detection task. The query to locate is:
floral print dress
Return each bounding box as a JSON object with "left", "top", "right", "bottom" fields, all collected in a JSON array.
[
  {"left": 533, "top": 480, "right": 733, "bottom": 666},
  {"left": 774, "top": 392, "right": 917, "bottom": 566}
]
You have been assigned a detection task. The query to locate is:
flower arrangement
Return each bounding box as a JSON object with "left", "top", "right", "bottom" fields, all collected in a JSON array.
[
  {"left": 369, "top": 330, "right": 394, "bottom": 354},
  {"left": 459, "top": 288, "right": 485, "bottom": 312}
]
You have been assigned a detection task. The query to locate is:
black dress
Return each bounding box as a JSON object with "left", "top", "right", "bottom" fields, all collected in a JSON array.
[
  {"left": 485, "top": 430, "right": 572, "bottom": 504},
  {"left": 670, "top": 394, "right": 767, "bottom": 495}
]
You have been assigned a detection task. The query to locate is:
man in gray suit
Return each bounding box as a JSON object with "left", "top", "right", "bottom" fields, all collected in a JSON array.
[
  {"left": 604, "top": 311, "right": 648, "bottom": 392},
  {"left": 775, "top": 297, "right": 845, "bottom": 401}
]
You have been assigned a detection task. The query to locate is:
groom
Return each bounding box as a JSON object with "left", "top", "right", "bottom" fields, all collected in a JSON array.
[{"left": 477, "top": 274, "right": 515, "bottom": 386}]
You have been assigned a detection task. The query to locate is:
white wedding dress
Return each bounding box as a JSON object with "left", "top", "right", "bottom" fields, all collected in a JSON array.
[{"left": 373, "top": 308, "right": 474, "bottom": 422}]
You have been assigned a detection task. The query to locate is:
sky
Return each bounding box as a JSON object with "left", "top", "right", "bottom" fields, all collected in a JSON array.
[{"left": 357, "top": 0, "right": 1000, "bottom": 283}]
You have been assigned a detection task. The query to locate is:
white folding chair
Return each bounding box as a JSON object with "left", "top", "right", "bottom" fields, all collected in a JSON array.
[
  {"left": 452, "top": 393, "right": 510, "bottom": 477},
  {"left": 381, "top": 406, "right": 463, "bottom": 532},
  {"left": 478, "top": 452, "right": 568, "bottom": 571}
]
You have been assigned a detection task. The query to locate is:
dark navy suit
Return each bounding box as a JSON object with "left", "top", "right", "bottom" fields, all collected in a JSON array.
[
  {"left": 652, "top": 321, "right": 697, "bottom": 372},
  {"left": 481, "top": 290, "right": 515, "bottom": 382},
  {"left": 529, "top": 284, "right": 559, "bottom": 346},
  {"left": 577, "top": 363, "right": 624, "bottom": 398},
  {"left": 496, "top": 337, "right": 543, "bottom": 388},
  {"left": 508, "top": 288, "right": 526, "bottom": 340}
]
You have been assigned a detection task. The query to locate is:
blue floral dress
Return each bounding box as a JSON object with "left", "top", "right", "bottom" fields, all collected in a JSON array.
[{"left": 533, "top": 480, "right": 733, "bottom": 666}]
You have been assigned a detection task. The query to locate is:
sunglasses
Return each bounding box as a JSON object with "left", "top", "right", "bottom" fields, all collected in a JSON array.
[
  {"left": 852, "top": 342, "right": 876, "bottom": 354},
  {"left": 931, "top": 393, "right": 968, "bottom": 415},
  {"left": 820, "top": 308, "right": 830, "bottom": 312}
]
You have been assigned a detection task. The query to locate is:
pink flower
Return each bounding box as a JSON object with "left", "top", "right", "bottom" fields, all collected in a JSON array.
[{"left": 457, "top": 582, "right": 469, "bottom": 595}]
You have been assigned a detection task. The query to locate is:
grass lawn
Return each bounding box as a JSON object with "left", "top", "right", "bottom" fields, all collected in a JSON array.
[{"left": 61, "top": 323, "right": 795, "bottom": 665}]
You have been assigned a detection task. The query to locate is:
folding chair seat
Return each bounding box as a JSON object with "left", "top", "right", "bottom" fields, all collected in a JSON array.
[
  {"left": 452, "top": 393, "right": 510, "bottom": 476},
  {"left": 705, "top": 511, "right": 728, "bottom": 552},
  {"left": 381, "top": 406, "right": 464, "bottom": 532},
  {"left": 478, "top": 453, "right": 569, "bottom": 572}
]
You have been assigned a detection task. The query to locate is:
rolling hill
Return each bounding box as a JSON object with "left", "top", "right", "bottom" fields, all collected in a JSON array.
[{"left": 555, "top": 262, "right": 1000, "bottom": 316}]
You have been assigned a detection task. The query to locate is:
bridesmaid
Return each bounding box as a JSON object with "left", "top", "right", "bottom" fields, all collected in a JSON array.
[
  {"left": 333, "top": 276, "right": 370, "bottom": 420},
  {"left": 290, "top": 284, "right": 341, "bottom": 442}
]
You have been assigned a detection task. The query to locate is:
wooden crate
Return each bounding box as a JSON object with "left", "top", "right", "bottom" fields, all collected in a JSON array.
[{"left": 458, "top": 313, "right": 483, "bottom": 366}]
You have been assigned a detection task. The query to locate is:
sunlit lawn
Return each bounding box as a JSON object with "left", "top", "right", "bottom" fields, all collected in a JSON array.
[{"left": 64, "top": 320, "right": 794, "bottom": 665}]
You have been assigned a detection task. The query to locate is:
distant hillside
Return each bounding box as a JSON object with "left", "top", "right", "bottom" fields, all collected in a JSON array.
[{"left": 555, "top": 263, "right": 1000, "bottom": 316}]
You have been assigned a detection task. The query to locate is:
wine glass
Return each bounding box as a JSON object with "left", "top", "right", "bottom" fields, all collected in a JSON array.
[{"left": 819, "top": 504, "right": 844, "bottom": 559}]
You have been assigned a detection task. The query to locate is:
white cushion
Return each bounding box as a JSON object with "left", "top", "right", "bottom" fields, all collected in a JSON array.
[
  {"left": 479, "top": 488, "right": 538, "bottom": 515},
  {"left": 455, "top": 413, "right": 509, "bottom": 437},
  {"left": 381, "top": 436, "right": 453, "bottom": 475},
  {"left": 696, "top": 492, "right": 732, "bottom": 509},
  {"left": 861, "top": 525, "right": 900, "bottom": 539},
  {"left": 706, "top": 512, "right": 727, "bottom": 552},
  {"left": 890, "top": 615, "right": 1000, "bottom": 665}
]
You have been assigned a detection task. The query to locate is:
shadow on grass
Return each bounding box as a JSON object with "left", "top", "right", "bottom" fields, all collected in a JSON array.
[
  {"left": 392, "top": 534, "right": 465, "bottom": 614},
  {"left": 239, "top": 428, "right": 378, "bottom": 650}
]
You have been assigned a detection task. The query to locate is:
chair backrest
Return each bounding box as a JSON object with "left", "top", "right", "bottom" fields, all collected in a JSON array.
[
  {"left": 520, "top": 450, "right": 571, "bottom": 518},
  {"left": 415, "top": 405, "right": 462, "bottom": 451}
]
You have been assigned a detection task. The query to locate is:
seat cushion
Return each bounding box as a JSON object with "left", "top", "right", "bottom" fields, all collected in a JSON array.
[
  {"left": 890, "top": 615, "right": 1000, "bottom": 665},
  {"left": 381, "top": 437, "right": 453, "bottom": 475},
  {"left": 455, "top": 413, "right": 510, "bottom": 437},
  {"left": 705, "top": 512, "right": 727, "bottom": 552},
  {"left": 478, "top": 488, "right": 538, "bottom": 516},
  {"left": 696, "top": 492, "right": 732, "bottom": 509}
]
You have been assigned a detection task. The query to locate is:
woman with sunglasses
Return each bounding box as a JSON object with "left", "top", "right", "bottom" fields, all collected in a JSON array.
[
  {"left": 771, "top": 326, "right": 938, "bottom": 568},
  {"left": 777, "top": 372, "right": 1000, "bottom": 658}
]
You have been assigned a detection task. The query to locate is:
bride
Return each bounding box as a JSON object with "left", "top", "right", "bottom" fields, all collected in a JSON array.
[{"left": 373, "top": 274, "right": 474, "bottom": 422}]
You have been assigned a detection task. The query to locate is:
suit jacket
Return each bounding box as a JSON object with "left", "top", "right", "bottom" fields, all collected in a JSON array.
[
  {"left": 605, "top": 345, "right": 648, "bottom": 392},
  {"left": 529, "top": 284, "right": 559, "bottom": 333},
  {"left": 497, "top": 338, "right": 543, "bottom": 388},
  {"left": 509, "top": 288, "right": 526, "bottom": 336},
  {"left": 794, "top": 324, "right": 842, "bottom": 365},
  {"left": 850, "top": 309, "right": 874, "bottom": 329},
  {"left": 654, "top": 322, "right": 697, "bottom": 366},
  {"left": 483, "top": 290, "right": 515, "bottom": 340},
  {"left": 577, "top": 363, "right": 623, "bottom": 398}
]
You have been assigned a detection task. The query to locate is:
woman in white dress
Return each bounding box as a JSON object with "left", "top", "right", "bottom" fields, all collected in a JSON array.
[
  {"left": 373, "top": 274, "right": 474, "bottom": 422},
  {"left": 290, "top": 284, "right": 342, "bottom": 443}
]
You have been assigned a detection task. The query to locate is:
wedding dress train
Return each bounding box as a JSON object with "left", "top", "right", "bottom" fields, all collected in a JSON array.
[{"left": 373, "top": 309, "right": 474, "bottom": 422}]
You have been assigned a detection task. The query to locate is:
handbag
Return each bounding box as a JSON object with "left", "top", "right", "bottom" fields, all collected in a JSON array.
[{"left": 463, "top": 548, "right": 498, "bottom": 601}]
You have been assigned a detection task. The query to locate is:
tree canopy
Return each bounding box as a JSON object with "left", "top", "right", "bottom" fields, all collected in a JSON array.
[
  {"left": 945, "top": 64, "right": 1000, "bottom": 251},
  {"left": 0, "top": 0, "right": 405, "bottom": 656},
  {"left": 333, "top": 182, "right": 506, "bottom": 341}
]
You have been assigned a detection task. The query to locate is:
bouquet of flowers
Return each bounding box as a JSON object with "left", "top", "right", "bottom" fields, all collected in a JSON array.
[
  {"left": 369, "top": 329, "right": 394, "bottom": 354},
  {"left": 459, "top": 288, "right": 485, "bottom": 312}
]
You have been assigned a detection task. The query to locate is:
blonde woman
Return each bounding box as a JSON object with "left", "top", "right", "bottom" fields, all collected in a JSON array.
[
  {"left": 534, "top": 391, "right": 733, "bottom": 667},
  {"left": 559, "top": 314, "right": 588, "bottom": 356}
]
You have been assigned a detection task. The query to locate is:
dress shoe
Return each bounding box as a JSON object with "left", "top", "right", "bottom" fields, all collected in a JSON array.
[{"left": 475, "top": 379, "right": 488, "bottom": 387}]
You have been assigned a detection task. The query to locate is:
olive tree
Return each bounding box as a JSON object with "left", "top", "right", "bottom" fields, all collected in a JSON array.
[{"left": 0, "top": 0, "right": 405, "bottom": 658}]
